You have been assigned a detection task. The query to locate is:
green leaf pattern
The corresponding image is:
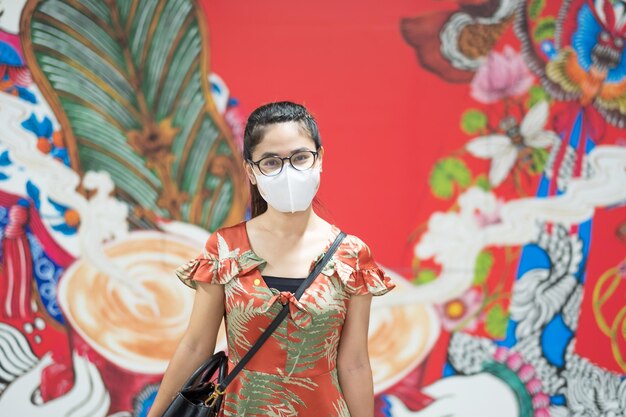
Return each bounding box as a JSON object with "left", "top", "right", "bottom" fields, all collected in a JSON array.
[
  {"left": 534, "top": 17, "right": 556, "bottom": 42},
  {"left": 286, "top": 278, "right": 348, "bottom": 375},
  {"left": 225, "top": 298, "right": 258, "bottom": 358},
  {"left": 429, "top": 158, "right": 472, "bottom": 199},
  {"left": 529, "top": 0, "right": 546, "bottom": 20},
  {"left": 224, "top": 368, "right": 316, "bottom": 417},
  {"left": 485, "top": 304, "right": 509, "bottom": 339},
  {"left": 460, "top": 109, "right": 488, "bottom": 135},
  {"left": 24, "top": 0, "right": 245, "bottom": 230},
  {"left": 473, "top": 251, "right": 494, "bottom": 285}
]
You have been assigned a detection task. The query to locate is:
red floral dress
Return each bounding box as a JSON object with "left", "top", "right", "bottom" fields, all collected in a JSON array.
[{"left": 175, "top": 221, "right": 396, "bottom": 417}]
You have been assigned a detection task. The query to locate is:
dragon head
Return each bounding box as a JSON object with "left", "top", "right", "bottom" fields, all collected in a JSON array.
[{"left": 588, "top": 0, "right": 626, "bottom": 70}]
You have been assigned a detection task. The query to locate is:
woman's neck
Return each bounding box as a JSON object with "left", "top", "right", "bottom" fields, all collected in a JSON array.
[{"left": 257, "top": 206, "right": 321, "bottom": 238}]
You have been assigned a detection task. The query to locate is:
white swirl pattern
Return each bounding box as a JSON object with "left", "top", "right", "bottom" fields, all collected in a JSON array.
[
  {"left": 0, "top": 323, "right": 113, "bottom": 416},
  {"left": 447, "top": 332, "right": 496, "bottom": 375},
  {"left": 0, "top": 323, "right": 38, "bottom": 382},
  {"left": 447, "top": 223, "right": 625, "bottom": 413}
]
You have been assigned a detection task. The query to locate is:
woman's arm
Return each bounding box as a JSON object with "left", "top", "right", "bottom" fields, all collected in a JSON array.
[
  {"left": 337, "top": 293, "right": 375, "bottom": 417},
  {"left": 146, "top": 282, "right": 225, "bottom": 417}
]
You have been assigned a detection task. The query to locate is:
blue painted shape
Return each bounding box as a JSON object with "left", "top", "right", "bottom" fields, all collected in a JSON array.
[
  {"left": 443, "top": 362, "right": 456, "bottom": 377},
  {"left": 47, "top": 197, "right": 68, "bottom": 213},
  {"left": 0, "top": 150, "right": 11, "bottom": 166},
  {"left": 25, "top": 229, "right": 66, "bottom": 325},
  {"left": 536, "top": 174, "right": 550, "bottom": 198},
  {"left": 379, "top": 395, "right": 393, "bottom": 417},
  {"left": 516, "top": 243, "right": 551, "bottom": 280},
  {"left": 572, "top": 4, "right": 600, "bottom": 72},
  {"left": 26, "top": 180, "right": 41, "bottom": 209},
  {"left": 496, "top": 318, "right": 518, "bottom": 347},
  {"left": 577, "top": 218, "right": 592, "bottom": 283},
  {"left": 51, "top": 223, "right": 77, "bottom": 235},
  {"left": 16, "top": 86, "right": 37, "bottom": 104},
  {"left": 134, "top": 383, "right": 161, "bottom": 417},
  {"left": 541, "top": 314, "right": 573, "bottom": 368},
  {"left": 20, "top": 114, "right": 53, "bottom": 138},
  {"left": 0, "top": 42, "right": 23, "bottom": 66},
  {"left": 585, "top": 136, "right": 595, "bottom": 153},
  {"left": 210, "top": 82, "right": 222, "bottom": 94},
  {"left": 551, "top": 394, "right": 566, "bottom": 405},
  {"left": 50, "top": 147, "right": 70, "bottom": 166},
  {"left": 137, "top": 390, "right": 158, "bottom": 417},
  {"left": 568, "top": 111, "right": 583, "bottom": 148},
  {"left": 540, "top": 40, "right": 557, "bottom": 60}
]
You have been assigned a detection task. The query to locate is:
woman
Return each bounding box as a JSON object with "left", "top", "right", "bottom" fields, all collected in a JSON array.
[{"left": 148, "top": 101, "right": 396, "bottom": 417}]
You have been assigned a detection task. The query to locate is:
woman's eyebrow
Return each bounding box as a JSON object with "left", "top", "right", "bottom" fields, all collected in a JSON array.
[{"left": 259, "top": 147, "right": 310, "bottom": 158}]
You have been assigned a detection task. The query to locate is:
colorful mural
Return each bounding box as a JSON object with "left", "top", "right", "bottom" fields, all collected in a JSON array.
[
  {"left": 394, "top": 1, "right": 626, "bottom": 416},
  {"left": 0, "top": 0, "right": 246, "bottom": 415},
  {"left": 0, "top": 0, "right": 624, "bottom": 416}
]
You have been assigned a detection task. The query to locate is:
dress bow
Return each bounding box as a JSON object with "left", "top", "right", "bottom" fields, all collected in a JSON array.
[{"left": 262, "top": 291, "right": 312, "bottom": 328}]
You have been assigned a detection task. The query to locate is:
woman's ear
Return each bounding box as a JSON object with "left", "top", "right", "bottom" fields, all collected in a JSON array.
[
  {"left": 243, "top": 160, "right": 256, "bottom": 185},
  {"left": 317, "top": 146, "right": 324, "bottom": 172}
]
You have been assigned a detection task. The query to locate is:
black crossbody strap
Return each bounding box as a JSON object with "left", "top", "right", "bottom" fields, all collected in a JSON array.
[{"left": 217, "top": 230, "right": 346, "bottom": 390}]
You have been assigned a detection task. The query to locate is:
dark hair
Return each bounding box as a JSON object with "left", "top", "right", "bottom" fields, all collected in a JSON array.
[{"left": 243, "top": 101, "right": 323, "bottom": 218}]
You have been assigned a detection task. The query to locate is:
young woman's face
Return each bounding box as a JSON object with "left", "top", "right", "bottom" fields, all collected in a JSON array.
[{"left": 244, "top": 121, "right": 324, "bottom": 184}]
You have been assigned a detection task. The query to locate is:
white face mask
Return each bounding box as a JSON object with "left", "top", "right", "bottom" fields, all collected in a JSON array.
[{"left": 254, "top": 164, "right": 321, "bottom": 213}]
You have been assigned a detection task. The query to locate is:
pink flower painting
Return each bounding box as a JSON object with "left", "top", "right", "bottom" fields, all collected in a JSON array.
[
  {"left": 470, "top": 46, "right": 534, "bottom": 104},
  {"left": 436, "top": 288, "right": 484, "bottom": 332}
]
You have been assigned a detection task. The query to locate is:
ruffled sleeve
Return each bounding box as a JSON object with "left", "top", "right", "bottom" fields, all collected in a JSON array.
[
  {"left": 175, "top": 229, "right": 240, "bottom": 289},
  {"left": 347, "top": 264, "right": 396, "bottom": 296},
  {"left": 341, "top": 238, "right": 396, "bottom": 296}
]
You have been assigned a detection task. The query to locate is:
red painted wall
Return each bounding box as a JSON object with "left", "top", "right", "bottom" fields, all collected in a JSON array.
[{"left": 201, "top": 0, "right": 475, "bottom": 275}]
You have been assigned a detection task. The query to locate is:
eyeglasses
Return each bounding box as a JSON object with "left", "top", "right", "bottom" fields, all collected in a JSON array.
[{"left": 248, "top": 150, "right": 319, "bottom": 177}]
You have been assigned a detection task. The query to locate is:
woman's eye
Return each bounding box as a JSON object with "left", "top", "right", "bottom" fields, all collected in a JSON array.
[
  {"left": 294, "top": 152, "right": 312, "bottom": 161},
  {"left": 262, "top": 159, "right": 279, "bottom": 167}
]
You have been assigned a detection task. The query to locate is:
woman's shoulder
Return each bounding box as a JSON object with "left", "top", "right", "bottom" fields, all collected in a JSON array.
[
  {"left": 333, "top": 229, "right": 397, "bottom": 296},
  {"left": 175, "top": 221, "right": 250, "bottom": 289},
  {"left": 202, "top": 221, "right": 248, "bottom": 253},
  {"left": 335, "top": 230, "right": 379, "bottom": 270},
  {"left": 214, "top": 220, "right": 247, "bottom": 237}
]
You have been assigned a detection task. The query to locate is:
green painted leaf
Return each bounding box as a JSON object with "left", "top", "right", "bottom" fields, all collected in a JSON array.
[
  {"left": 475, "top": 174, "right": 491, "bottom": 191},
  {"left": 529, "top": 148, "right": 549, "bottom": 174},
  {"left": 461, "top": 109, "right": 488, "bottom": 135},
  {"left": 429, "top": 158, "right": 472, "bottom": 199},
  {"left": 528, "top": 85, "right": 550, "bottom": 108},
  {"left": 473, "top": 251, "right": 494, "bottom": 285},
  {"left": 25, "top": 0, "right": 245, "bottom": 231},
  {"left": 529, "top": 0, "right": 546, "bottom": 20},
  {"left": 534, "top": 17, "right": 556, "bottom": 42},
  {"left": 485, "top": 305, "right": 509, "bottom": 339},
  {"left": 413, "top": 269, "right": 437, "bottom": 286},
  {"left": 430, "top": 172, "right": 453, "bottom": 199}
]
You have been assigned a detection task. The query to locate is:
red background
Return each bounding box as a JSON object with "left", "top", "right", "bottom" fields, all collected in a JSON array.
[{"left": 201, "top": 0, "right": 477, "bottom": 276}]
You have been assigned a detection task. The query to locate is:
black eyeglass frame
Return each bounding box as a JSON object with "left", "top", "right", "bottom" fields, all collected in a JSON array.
[{"left": 246, "top": 150, "right": 320, "bottom": 177}]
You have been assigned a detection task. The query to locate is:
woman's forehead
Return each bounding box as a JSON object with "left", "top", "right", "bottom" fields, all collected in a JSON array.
[{"left": 253, "top": 122, "right": 316, "bottom": 156}]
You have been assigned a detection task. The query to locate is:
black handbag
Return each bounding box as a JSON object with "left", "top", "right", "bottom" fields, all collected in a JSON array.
[{"left": 161, "top": 230, "right": 347, "bottom": 417}]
